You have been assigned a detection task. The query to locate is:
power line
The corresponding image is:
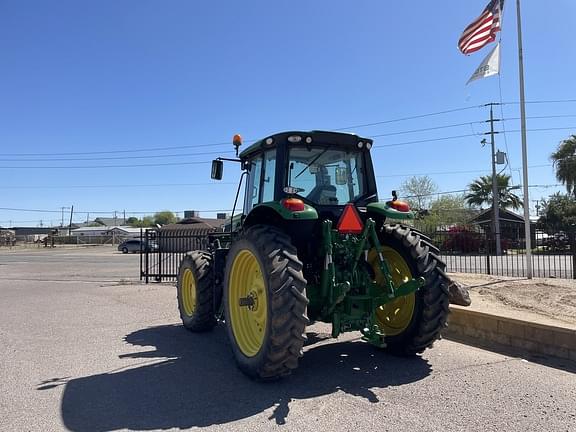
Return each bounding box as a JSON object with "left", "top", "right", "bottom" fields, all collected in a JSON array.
[
  {"left": 376, "top": 163, "right": 555, "bottom": 179},
  {"left": 401, "top": 183, "right": 563, "bottom": 199},
  {"left": 0, "top": 182, "right": 236, "bottom": 190},
  {"left": 0, "top": 104, "right": 489, "bottom": 158},
  {"left": 1, "top": 182, "right": 564, "bottom": 216},
  {"left": 0, "top": 102, "right": 573, "bottom": 159},
  {"left": 0, "top": 106, "right": 482, "bottom": 157},
  {"left": 372, "top": 133, "right": 479, "bottom": 147},
  {"left": 376, "top": 169, "right": 488, "bottom": 178},
  {"left": 0, "top": 125, "right": 571, "bottom": 168},
  {"left": 1, "top": 114, "right": 571, "bottom": 162},
  {"left": 0, "top": 150, "right": 234, "bottom": 163},
  {"left": 364, "top": 121, "right": 485, "bottom": 137},
  {"left": 333, "top": 105, "right": 483, "bottom": 131},
  {"left": 0, "top": 141, "right": 242, "bottom": 157},
  {"left": 1, "top": 122, "right": 572, "bottom": 165},
  {"left": 502, "top": 99, "right": 576, "bottom": 105},
  {"left": 372, "top": 126, "right": 576, "bottom": 149},
  {"left": 0, "top": 206, "right": 238, "bottom": 215},
  {"left": 503, "top": 114, "right": 576, "bottom": 121},
  {"left": 0, "top": 160, "right": 212, "bottom": 169}
]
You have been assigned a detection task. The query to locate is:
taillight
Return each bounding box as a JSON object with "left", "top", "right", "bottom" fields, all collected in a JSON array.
[
  {"left": 389, "top": 200, "right": 410, "bottom": 212},
  {"left": 282, "top": 198, "right": 305, "bottom": 212}
]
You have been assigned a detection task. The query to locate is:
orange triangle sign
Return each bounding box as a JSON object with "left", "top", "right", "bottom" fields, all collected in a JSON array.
[{"left": 337, "top": 204, "right": 364, "bottom": 234}]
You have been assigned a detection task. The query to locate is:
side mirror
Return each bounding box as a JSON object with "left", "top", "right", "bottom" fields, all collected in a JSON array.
[
  {"left": 335, "top": 167, "right": 348, "bottom": 185},
  {"left": 211, "top": 160, "right": 223, "bottom": 180}
]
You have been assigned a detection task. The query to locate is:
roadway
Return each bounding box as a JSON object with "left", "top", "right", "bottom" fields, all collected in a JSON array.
[{"left": 0, "top": 246, "right": 575, "bottom": 431}]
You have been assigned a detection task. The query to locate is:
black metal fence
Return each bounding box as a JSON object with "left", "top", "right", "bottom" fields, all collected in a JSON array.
[
  {"left": 140, "top": 229, "right": 212, "bottom": 282},
  {"left": 428, "top": 228, "right": 576, "bottom": 279},
  {"left": 141, "top": 225, "right": 576, "bottom": 282}
]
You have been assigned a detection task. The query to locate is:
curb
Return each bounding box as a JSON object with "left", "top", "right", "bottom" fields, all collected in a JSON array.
[{"left": 445, "top": 305, "right": 576, "bottom": 363}]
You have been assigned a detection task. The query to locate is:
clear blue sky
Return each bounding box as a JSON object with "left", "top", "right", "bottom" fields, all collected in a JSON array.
[{"left": 1, "top": 0, "right": 575, "bottom": 226}]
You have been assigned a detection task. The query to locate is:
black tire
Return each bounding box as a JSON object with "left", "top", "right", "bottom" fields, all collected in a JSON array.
[
  {"left": 377, "top": 223, "right": 450, "bottom": 355},
  {"left": 223, "top": 225, "right": 309, "bottom": 380},
  {"left": 177, "top": 251, "right": 217, "bottom": 332},
  {"left": 121, "top": 247, "right": 128, "bottom": 254}
]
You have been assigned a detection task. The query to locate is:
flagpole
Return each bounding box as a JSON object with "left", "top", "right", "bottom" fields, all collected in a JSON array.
[{"left": 516, "top": 0, "right": 532, "bottom": 278}]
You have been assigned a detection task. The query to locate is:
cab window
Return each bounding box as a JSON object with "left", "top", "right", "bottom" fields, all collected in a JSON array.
[
  {"left": 249, "top": 157, "right": 263, "bottom": 209},
  {"left": 261, "top": 150, "right": 276, "bottom": 203},
  {"left": 246, "top": 149, "right": 276, "bottom": 210},
  {"left": 288, "top": 147, "right": 365, "bottom": 205}
]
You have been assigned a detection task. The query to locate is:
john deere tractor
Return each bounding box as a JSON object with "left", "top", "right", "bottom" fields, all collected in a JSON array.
[{"left": 177, "top": 130, "right": 449, "bottom": 380}]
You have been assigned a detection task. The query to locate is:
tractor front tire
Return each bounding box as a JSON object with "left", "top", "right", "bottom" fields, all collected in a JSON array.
[
  {"left": 223, "top": 225, "right": 309, "bottom": 380},
  {"left": 177, "top": 251, "right": 217, "bottom": 332},
  {"left": 374, "top": 224, "right": 450, "bottom": 355}
]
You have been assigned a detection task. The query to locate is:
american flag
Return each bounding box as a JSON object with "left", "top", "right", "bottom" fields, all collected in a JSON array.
[{"left": 458, "top": 0, "right": 504, "bottom": 55}]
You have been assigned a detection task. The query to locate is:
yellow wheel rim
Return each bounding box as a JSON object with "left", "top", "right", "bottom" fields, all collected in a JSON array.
[
  {"left": 228, "top": 249, "right": 268, "bottom": 357},
  {"left": 181, "top": 268, "right": 197, "bottom": 316},
  {"left": 369, "top": 247, "right": 416, "bottom": 336}
]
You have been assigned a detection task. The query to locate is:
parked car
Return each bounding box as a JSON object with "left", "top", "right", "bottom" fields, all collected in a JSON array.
[{"left": 117, "top": 239, "right": 158, "bottom": 254}]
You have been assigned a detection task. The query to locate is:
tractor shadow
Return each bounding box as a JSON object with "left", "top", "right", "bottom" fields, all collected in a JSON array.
[{"left": 59, "top": 324, "right": 432, "bottom": 431}]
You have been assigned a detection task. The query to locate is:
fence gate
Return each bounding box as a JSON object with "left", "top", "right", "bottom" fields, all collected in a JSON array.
[{"left": 140, "top": 228, "right": 213, "bottom": 283}]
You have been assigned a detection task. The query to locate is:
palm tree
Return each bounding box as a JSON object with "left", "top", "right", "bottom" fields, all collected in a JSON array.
[
  {"left": 465, "top": 174, "right": 523, "bottom": 210},
  {"left": 551, "top": 135, "right": 576, "bottom": 197}
]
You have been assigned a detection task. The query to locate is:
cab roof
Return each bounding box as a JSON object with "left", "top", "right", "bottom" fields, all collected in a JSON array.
[{"left": 239, "top": 130, "right": 373, "bottom": 160}]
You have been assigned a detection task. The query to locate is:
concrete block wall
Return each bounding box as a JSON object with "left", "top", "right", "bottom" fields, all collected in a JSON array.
[{"left": 446, "top": 306, "right": 576, "bottom": 363}]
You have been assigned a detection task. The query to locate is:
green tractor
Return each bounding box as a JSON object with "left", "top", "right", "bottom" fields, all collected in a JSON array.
[{"left": 177, "top": 130, "right": 449, "bottom": 380}]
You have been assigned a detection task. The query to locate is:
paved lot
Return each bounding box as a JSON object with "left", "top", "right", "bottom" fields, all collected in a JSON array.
[{"left": 1, "top": 246, "right": 575, "bottom": 431}]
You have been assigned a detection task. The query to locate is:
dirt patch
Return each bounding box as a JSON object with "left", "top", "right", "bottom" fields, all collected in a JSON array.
[{"left": 449, "top": 272, "right": 576, "bottom": 326}]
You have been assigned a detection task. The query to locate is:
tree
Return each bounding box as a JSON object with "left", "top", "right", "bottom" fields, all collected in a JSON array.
[
  {"left": 415, "top": 194, "right": 471, "bottom": 236},
  {"left": 128, "top": 216, "right": 155, "bottom": 228},
  {"left": 153, "top": 211, "right": 178, "bottom": 226},
  {"left": 539, "top": 193, "right": 576, "bottom": 232},
  {"left": 550, "top": 135, "right": 576, "bottom": 197},
  {"left": 465, "top": 174, "right": 522, "bottom": 210},
  {"left": 429, "top": 194, "right": 472, "bottom": 223},
  {"left": 141, "top": 216, "right": 155, "bottom": 227},
  {"left": 126, "top": 217, "right": 139, "bottom": 227},
  {"left": 399, "top": 175, "right": 438, "bottom": 210}
]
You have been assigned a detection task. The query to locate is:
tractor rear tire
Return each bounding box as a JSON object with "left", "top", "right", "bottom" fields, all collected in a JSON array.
[
  {"left": 375, "top": 223, "right": 450, "bottom": 355},
  {"left": 223, "top": 225, "right": 309, "bottom": 380},
  {"left": 177, "top": 251, "right": 217, "bottom": 332}
]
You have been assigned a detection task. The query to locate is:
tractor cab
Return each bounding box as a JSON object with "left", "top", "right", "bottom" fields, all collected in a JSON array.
[
  {"left": 211, "top": 131, "right": 411, "bottom": 232},
  {"left": 238, "top": 131, "right": 378, "bottom": 213}
]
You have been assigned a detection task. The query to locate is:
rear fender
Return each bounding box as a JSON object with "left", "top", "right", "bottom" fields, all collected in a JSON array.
[
  {"left": 366, "top": 202, "right": 414, "bottom": 221},
  {"left": 243, "top": 201, "right": 318, "bottom": 229}
]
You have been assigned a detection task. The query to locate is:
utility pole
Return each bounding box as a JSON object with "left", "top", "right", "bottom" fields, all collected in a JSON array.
[
  {"left": 68, "top": 206, "right": 74, "bottom": 236},
  {"left": 60, "top": 206, "right": 71, "bottom": 227},
  {"left": 485, "top": 103, "right": 502, "bottom": 256},
  {"left": 532, "top": 200, "right": 541, "bottom": 216}
]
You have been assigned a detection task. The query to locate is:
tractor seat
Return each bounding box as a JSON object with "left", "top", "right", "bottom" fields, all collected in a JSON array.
[{"left": 307, "top": 185, "right": 338, "bottom": 205}]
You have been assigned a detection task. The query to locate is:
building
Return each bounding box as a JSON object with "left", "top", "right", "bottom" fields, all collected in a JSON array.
[
  {"left": 10, "top": 227, "right": 58, "bottom": 242},
  {"left": 71, "top": 226, "right": 142, "bottom": 238}
]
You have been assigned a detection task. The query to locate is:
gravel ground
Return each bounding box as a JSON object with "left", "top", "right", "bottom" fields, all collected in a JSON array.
[{"left": 450, "top": 272, "right": 576, "bottom": 326}]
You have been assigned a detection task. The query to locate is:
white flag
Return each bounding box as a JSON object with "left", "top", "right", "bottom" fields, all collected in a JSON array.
[{"left": 466, "top": 43, "right": 500, "bottom": 85}]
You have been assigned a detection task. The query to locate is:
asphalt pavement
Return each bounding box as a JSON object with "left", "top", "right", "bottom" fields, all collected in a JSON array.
[{"left": 1, "top": 246, "right": 575, "bottom": 431}]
